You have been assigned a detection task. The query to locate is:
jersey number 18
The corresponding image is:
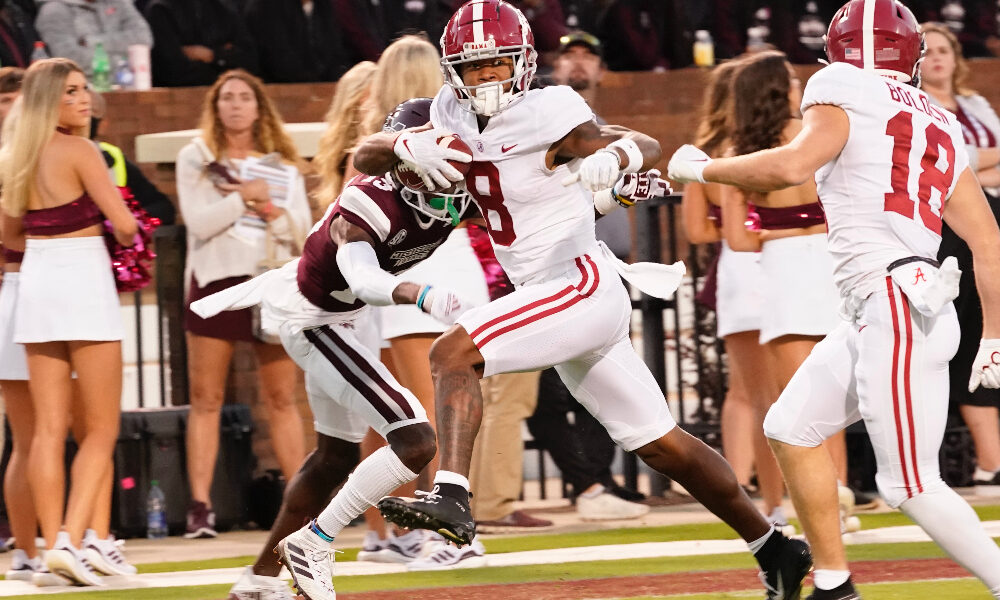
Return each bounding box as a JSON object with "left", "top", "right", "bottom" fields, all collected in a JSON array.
[{"left": 884, "top": 111, "right": 955, "bottom": 235}]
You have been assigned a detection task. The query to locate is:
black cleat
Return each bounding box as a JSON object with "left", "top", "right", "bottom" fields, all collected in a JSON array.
[
  {"left": 377, "top": 486, "right": 476, "bottom": 546},
  {"left": 759, "top": 537, "right": 813, "bottom": 600},
  {"left": 806, "top": 578, "right": 861, "bottom": 599}
]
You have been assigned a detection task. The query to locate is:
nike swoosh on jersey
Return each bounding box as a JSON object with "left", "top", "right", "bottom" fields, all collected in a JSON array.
[{"left": 501, "top": 144, "right": 517, "bottom": 153}]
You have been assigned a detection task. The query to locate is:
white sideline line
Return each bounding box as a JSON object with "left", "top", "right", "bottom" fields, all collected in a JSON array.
[{"left": 3, "top": 521, "right": 998, "bottom": 596}]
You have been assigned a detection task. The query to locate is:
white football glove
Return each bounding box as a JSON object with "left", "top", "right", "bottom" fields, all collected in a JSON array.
[
  {"left": 393, "top": 128, "right": 472, "bottom": 191},
  {"left": 969, "top": 339, "right": 1000, "bottom": 392},
  {"left": 419, "top": 286, "right": 471, "bottom": 326},
  {"left": 562, "top": 149, "right": 622, "bottom": 191},
  {"left": 667, "top": 144, "right": 712, "bottom": 184},
  {"left": 613, "top": 169, "right": 673, "bottom": 206}
]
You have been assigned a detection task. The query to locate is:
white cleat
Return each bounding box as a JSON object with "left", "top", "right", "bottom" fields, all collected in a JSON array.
[
  {"left": 5, "top": 549, "right": 53, "bottom": 582},
  {"left": 83, "top": 530, "right": 137, "bottom": 576},
  {"left": 275, "top": 524, "right": 336, "bottom": 600},
  {"left": 45, "top": 532, "right": 104, "bottom": 586},
  {"left": 407, "top": 535, "right": 487, "bottom": 571},
  {"left": 228, "top": 566, "right": 298, "bottom": 600},
  {"left": 576, "top": 491, "right": 650, "bottom": 521}
]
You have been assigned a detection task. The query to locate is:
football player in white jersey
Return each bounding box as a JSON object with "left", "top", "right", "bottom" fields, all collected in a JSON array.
[
  {"left": 352, "top": 2, "right": 814, "bottom": 598},
  {"left": 668, "top": 1, "right": 1000, "bottom": 599}
]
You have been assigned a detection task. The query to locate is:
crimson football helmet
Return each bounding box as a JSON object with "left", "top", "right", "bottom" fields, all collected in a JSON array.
[
  {"left": 382, "top": 98, "right": 471, "bottom": 225},
  {"left": 440, "top": 0, "right": 537, "bottom": 116},
  {"left": 825, "top": 0, "right": 923, "bottom": 83}
]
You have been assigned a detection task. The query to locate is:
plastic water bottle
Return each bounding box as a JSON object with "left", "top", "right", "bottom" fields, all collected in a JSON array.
[
  {"left": 92, "top": 42, "right": 111, "bottom": 92},
  {"left": 146, "top": 480, "right": 168, "bottom": 539},
  {"left": 30, "top": 41, "right": 49, "bottom": 64},
  {"left": 693, "top": 30, "right": 715, "bottom": 68},
  {"left": 114, "top": 58, "right": 134, "bottom": 90}
]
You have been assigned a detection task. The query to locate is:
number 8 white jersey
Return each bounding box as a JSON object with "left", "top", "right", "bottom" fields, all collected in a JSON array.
[
  {"left": 430, "top": 84, "right": 596, "bottom": 285},
  {"left": 802, "top": 62, "right": 969, "bottom": 299}
]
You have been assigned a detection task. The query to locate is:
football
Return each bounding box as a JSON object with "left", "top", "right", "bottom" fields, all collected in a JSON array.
[{"left": 393, "top": 134, "right": 473, "bottom": 192}]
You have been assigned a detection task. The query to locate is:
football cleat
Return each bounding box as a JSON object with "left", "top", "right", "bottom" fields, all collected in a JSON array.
[
  {"left": 275, "top": 525, "right": 337, "bottom": 600},
  {"left": 759, "top": 537, "right": 813, "bottom": 600},
  {"left": 228, "top": 566, "right": 298, "bottom": 600},
  {"left": 407, "top": 535, "right": 487, "bottom": 571},
  {"left": 806, "top": 578, "right": 862, "bottom": 600},
  {"left": 378, "top": 486, "right": 476, "bottom": 546}
]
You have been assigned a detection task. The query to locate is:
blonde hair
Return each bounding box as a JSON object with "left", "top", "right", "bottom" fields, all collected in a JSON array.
[
  {"left": 694, "top": 59, "right": 741, "bottom": 157},
  {"left": 313, "top": 61, "right": 377, "bottom": 210},
  {"left": 198, "top": 69, "right": 301, "bottom": 162},
  {"left": 359, "top": 35, "right": 443, "bottom": 136},
  {"left": 921, "top": 22, "right": 973, "bottom": 96},
  {"left": 0, "top": 58, "right": 85, "bottom": 217}
]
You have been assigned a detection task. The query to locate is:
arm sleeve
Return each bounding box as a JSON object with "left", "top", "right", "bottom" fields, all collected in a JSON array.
[
  {"left": 145, "top": 4, "right": 219, "bottom": 86},
  {"left": 175, "top": 143, "right": 246, "bottom": 241},
  {"left": 336, "top": 241, "right": 402, "bottom": 306},
  {"left": 532, "top": 86, "right": 595, "bottom": 146},
  {"left": 801, "top": 63, "right": 861, "bottom": 114},
  {"left": 35, "top": 4, "right": 91, "bottom": 69}
]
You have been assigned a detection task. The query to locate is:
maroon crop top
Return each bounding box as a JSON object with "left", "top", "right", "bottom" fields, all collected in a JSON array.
[
  {"left": 22, "top": 193, "right": 104, "bottom": 236},
  {"left": 754, "top": 202, "right": 825, "bottom": 230},
  {"left": 2, "top": 248, "right": 24, "bottom": 263}
]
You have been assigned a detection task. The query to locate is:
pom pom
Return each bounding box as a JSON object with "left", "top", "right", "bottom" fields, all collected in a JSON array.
[{"left": 104, "top": 187, "right": 161, "bottom": 293}]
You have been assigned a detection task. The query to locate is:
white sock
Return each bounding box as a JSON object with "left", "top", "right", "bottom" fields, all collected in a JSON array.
[
  {"left": 746, "top": 525, "right": 775, "bottom": 554},
  {"left": 315, "top": 446, "right": 417, "bottom": 538},
  {"left": 813, "top": 569, "right": 850, "bottom": 590},
  {"left": 433, "top": 470, "right": 470, "bottom": 491},
  {"left": 974, "top": 466, "right": 999, "bottom": 480},
  {"left": 899, "top": 486, "right": 1000, "bottom": 592}
]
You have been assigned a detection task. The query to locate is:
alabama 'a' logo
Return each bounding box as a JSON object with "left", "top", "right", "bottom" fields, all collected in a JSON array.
[{"left": 389, "top": 230, "right": 407, "bottom": 245}]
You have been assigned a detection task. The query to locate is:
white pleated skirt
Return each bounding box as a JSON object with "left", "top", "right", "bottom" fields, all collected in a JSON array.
[
  {"left": 0, "top": 272, "right": 28, "bottom": 380},
  {"left": 15, "top": 237, "right": 123, "bottom": 343}
]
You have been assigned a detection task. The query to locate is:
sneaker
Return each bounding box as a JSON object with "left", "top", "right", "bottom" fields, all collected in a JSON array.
[
  {"left": 610, "top": 484, "right": 647, "bottom": 503},
  {"left": 850, "top": 488, "right": 880, "bottom": 511},
  {"left": 45, "top": 532, "right": 104, "bottom": 586},
  {"left": 378, "top": 529, "right": 430, "bottom": 563},
  {"left": 576, "top": 492, "right": 650, "bottom": 521},
  {"left": 406, "top": 536, "right": 487, "bottom": 571},
  {"left": 228, "top": 566, "right": 297, "bottom": 600},
  {"left": 477, "top": 510, "right": 553, "bottom": 530},
  {"left": 355, "top": 531, "right": 388, "bottom": 562},
  {"left": 378, "top": 486, "right": 476, "bottom": 546},
  {"left": 275, "top": 522, "right": 336, "bottom": 600},
  {"left": 806, "top": 578, "right": 861, "bottom": 599},
  {"left": 84, "top": 530, "right": 137, "bottom": 576},
  {"left": 767, "top": 507, "right": 797, "bottom": 538},
  {"left": 759, "top": 536, "right": 813, "bottom": 600},
  {"left": 31, "top": 567, "right": 71, "bottom": 587},
  {"left": 184, "top": 501, "right": 218, "bottom": 539},
  {"left": 6, "top": 549, "right": 45, "bottom": 581}
]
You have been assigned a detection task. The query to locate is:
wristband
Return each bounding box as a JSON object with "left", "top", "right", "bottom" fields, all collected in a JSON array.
[
  {"left": 594, "top": 188, "right": 620, "bottom": 215},
  {"left": 607, "top": 138, "right": 643, "bottom": 174},
  {"left": 416, "top": 285, "right": 432, "bottom": 310}
]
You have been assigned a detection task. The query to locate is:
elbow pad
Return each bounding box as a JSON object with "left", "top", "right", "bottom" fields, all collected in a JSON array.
[{"left": 336, "top": 241, "right": 401, "bottom": 306}]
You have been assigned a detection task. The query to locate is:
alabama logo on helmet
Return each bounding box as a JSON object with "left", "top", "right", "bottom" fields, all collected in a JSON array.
[
  {"left": 825, "top": 0, "right": 923, "bottom": 83},
  {"left": 439, "top": 0, "right": 538, "bottom": 116}
]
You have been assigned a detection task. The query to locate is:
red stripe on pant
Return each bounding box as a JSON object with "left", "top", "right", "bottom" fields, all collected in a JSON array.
[
  {"left": 900, "top": 293, "right": 923, "bottom": 494},
  {"left": 473, "top": 256, "right": 599, "bottom": 349},
  {"left": 885, "top": 277, "right": 917, "bottom": 499}
]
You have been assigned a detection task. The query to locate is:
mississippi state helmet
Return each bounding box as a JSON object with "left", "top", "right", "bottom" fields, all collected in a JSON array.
[
  {"left": 440, "top": 0, "right": 537, "bottom": 116},
  {"left": 382, "top": 98, "right": 471, "bottom": 225},
  {"left": 825, "top": 0, "right": 923, "bottom": 83}
]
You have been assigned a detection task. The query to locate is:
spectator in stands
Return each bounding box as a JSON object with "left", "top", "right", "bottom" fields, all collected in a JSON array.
[
  {"left": 331, "top": 0, "right": 387, "bottom": 64},
  {"left": 243, "top": 0, "right": 350, "bottom": 83},
  {"left": 177, "top": 70, "right": 311, "bottom": 539},
  {"left": 920, "top": 23, "right": 1000, "bottom": 487},
  {"left": 144, "top": 0, "right": 258, "bottom": 87},
  {"left": 0, "top": 66, "right": 22, "bottom": 123},
  {"left": 0, "top": 0, "right": 39, "bottom": 69},
  {"left": 560, "top": 0, "right": 604, "bottom": 34},
  {"left": 595, "top": 0, "right": 667, "bottom": 71},
  {"left": 312, "top": 61, "right": 377, "bottom": 212},
  {"left": 510, "top": 0, "right": 567, "bottom": 59},
  {"left": 526, "top": 32, "right": 650, "bottom": 521},
  {"left": 910, "top": 1, "right": 999, "bottom": 58},
  {"left": 0, "top": 58, "right": 137, "bottom": 586},
  {"left": 89, "top": 91, "right": 175, "bottom": 225},
  {"left": 35, "top": 0, "right": 152, "bottom": 78},
  {"left": 708, "top": 1, "right": 840, "bottom": 64},
  {"left": 381, "top": 0, "right": 449, "bottom": 46}
]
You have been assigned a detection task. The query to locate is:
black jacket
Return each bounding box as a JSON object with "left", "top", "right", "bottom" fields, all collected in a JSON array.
[
  {"left": 145, "top": 0, "right": 259, "bottom": 87},
  {"left": 243, "top": 0, "right": 349, "bottom": 82}
]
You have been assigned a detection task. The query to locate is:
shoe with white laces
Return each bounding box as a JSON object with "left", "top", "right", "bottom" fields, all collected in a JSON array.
[
  {"left": 355, "top": 531, "right": 388, "bottom": 562},
  {"left": 227, "top": 566, "right": 297, "bottom": 600},
  {"left": 6, "top": 549, "right": 46, "bottom": 581},
  {"left": 45, "top": 532, "right": 104, "bottom": 586},
  {"left": 275, "top": 521, "right": 337, "bottom": 600},
  {"left": 576, "top": 491, "right": 650, "bottom": 521},
  {"left": 83, "top": 530, "right": 137, "bottom": 576},
  {"left": 406, "top": 535, "right": 486, "bottom": 571},
  {"left": 378, "top": 485, "right": 476, "bottom": 546},
  {"left": 768, "top": 507, "right": 797, "bottom": 538}
]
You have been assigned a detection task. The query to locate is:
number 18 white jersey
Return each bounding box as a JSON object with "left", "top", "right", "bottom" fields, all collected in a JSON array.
[
  {"left": 801, "top": 63, "right": 969, "bottom": 299},
  {"left": 430, "top": 85, "right": 596, "bottom": 285}
]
